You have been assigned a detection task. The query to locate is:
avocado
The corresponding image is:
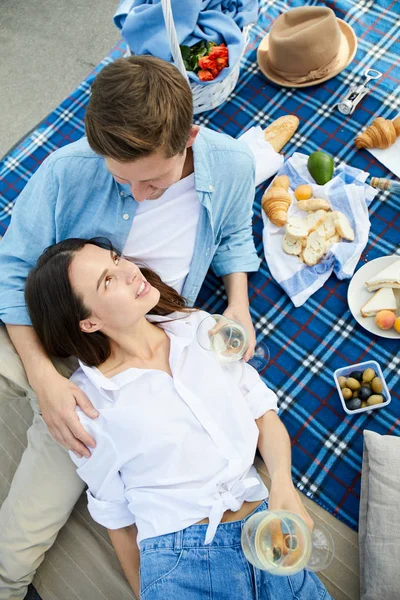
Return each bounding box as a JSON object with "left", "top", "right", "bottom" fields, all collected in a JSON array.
[{"left": 307, "top": 151, "right": 334, "bottom": 185}]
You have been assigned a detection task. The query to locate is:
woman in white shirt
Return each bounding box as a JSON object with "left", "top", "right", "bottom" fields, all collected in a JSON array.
[{"left": 25, "top": 238, "right": 331, "bottom": 600}]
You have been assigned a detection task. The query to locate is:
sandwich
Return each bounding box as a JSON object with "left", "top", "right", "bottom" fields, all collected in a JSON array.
[
  {"left": 360, "top": 287, "right": 397, "bottom": 317},
  {"left": 365, "top": 259, "right": 400, "bottom": 292}
]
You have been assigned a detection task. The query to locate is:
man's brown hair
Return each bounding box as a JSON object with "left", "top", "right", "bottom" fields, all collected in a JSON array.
[{"left": 85, "top": 55, "right": 194, "bottom": 162}]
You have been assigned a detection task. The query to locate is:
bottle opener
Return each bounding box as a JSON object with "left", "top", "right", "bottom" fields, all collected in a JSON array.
[{"left": 334, "top": 68, "right": 382, "bottom": 115}]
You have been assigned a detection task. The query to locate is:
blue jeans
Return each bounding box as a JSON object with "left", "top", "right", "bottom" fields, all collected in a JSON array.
[{"left": 139, "top": 500, "right": 331, "bottom": 599}]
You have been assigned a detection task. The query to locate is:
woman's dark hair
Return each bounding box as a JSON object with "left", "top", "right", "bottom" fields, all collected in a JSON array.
[{"left": 25, "top": 238, "right": 191, "bottom": 367}]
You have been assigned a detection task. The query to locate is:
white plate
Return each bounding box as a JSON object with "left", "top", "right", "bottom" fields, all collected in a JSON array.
[{"left": 348, "top": 255, "right": 400, "bottom": 339}]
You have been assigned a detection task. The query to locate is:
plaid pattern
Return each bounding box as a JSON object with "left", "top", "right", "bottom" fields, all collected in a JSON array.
[{"left": 0, "top": 0, "right": 399, "bottom": 531}]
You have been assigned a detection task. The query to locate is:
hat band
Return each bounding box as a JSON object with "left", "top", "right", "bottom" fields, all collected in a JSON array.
[{"left": 269, "top": 53, "right": 340, "bottom": 84}]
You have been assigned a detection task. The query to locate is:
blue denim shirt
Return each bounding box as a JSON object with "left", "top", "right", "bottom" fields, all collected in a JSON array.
[{"left": 0, "top": 127, "right": 260, "bottom": 326}]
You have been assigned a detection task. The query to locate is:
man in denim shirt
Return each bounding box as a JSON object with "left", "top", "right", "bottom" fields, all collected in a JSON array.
[{"left": 0, "top": 56, "right": 260, "bottom": 597}]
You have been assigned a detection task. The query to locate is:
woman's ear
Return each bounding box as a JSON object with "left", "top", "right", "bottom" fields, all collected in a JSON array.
[{"left": 79, "top": 318, "right": 102, "bottom": 334}]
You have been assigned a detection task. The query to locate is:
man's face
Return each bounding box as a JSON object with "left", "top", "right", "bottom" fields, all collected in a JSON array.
[
  {"left": 106, "top": 150, "right": 187, "bottom": 203},
  {"left": 105, "top": 126, "right": 199, "bottom": 203}
]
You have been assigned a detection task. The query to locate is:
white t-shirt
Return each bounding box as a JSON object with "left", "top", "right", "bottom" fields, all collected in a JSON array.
[
  {"left": 123, "top": 173, "right": 199, "bottom": 293},
  {"left": 69, "top": 311, "right": 277, "bottom": 545}
]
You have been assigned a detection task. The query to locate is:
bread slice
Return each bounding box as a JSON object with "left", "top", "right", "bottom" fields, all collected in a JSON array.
[
  {"left": 286, "top": 217, "right": 308, "bottom": 239},
  {"left": 303, "top": 231, "right": 326, "bottom": 266},
  {"left": 297, "top": 198, "right": 331, "bottom": 212},
  {"left": 316, "top": 213, "right": 336, "bottom": 240},
  {"left": 305, "top": 210, "right": 327, "bottom": 234},
  {"left": 360, "top": 287, "right": 397, "bottom": 317},
  {"left": 263, "top": 115, "right": 299, "bottom": 152},
  {"left": 365, "top": 259, "right": 400, "bottom": 292},
  {"left": 332, "top": 211, "right": 355, "bottom": 241},
  {"left": 282, "top": 233, "right": 303, "bottom": 256},
  {"left": 326, "top": 232, "right": 340, "bottom": 247}
]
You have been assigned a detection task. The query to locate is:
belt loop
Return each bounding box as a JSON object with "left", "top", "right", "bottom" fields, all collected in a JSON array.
[{"left": 174, "top": 529, "right": 183, "bottom": 551}]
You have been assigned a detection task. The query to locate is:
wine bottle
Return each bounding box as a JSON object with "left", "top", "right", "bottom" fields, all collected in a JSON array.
[{"left": 370, "top": 177, "right": 400, "bottom": 195}]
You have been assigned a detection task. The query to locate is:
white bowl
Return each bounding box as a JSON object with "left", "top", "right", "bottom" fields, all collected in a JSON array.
[{"left": 333, "top": 360, "right": 391, "bottom": 415}]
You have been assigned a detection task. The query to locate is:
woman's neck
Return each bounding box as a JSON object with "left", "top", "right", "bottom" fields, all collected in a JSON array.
[{"left": 99, "top": 317, "right": 169, "bottom": 375}]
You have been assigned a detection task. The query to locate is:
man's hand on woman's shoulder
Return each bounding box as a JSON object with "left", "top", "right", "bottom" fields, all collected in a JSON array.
[{"left": 35, "top": 372, "right": 99, "bottom": 458}]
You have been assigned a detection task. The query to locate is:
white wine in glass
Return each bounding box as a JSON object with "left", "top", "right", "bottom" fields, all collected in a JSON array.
[{"left": 241, "top": 510, "right": 334, "bottom": 575}]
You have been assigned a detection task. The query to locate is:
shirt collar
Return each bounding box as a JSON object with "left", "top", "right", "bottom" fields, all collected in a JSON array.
[
  {"left": 78, "top": 312, "right": 196, "bottom": 398},
  {"left": 192, "top": 127, "right": 214, "bottom": 194}
]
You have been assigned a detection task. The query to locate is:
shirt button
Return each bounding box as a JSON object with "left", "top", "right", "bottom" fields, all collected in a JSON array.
[
  {"left": 120, "top": 191, "right": 125, "bottom": 197},
  {"left": 123, "top": 213, "right": 130, "bottom": 220},
  {"left": 209, "top": 185, "right": 213, "bottom": 191}
]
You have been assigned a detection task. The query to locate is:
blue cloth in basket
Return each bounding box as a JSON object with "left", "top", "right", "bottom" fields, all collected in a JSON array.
[{"left": 114, "top": 0, "right": 258, "bottom": 85}]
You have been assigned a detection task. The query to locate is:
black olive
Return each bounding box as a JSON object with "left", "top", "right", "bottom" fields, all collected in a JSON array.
[
  {"left": 346, "top": 397, "right": 362, "bottom": 411},
  {"left": 349, "top": 370, "right": 363, "bottom": 382},
  {"left": 358, "top": 386, "right": 372, "bottom": 402}
]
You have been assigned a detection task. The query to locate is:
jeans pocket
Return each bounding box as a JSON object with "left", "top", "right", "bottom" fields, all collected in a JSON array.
[{"left": 140, "top": 548, "right": 184, "bottom": 598}]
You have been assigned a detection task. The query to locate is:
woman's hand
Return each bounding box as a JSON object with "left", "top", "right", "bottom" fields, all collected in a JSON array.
[
  {"left": 267, "top": 476, "right": 314, "bottom": 560},
  {"left": 223, "top": 304, "right": 256, "bottom": 361},
  {"left": 268, "top": 476, "right": 314, "bottom": 532},
  {"left": 35, "top": 371, "right": 99, "bottom": 458}
]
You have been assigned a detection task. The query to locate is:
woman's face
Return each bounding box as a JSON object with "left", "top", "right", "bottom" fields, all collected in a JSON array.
[{"left": 69, "top": 244, "right": 160, "bottom": 333}]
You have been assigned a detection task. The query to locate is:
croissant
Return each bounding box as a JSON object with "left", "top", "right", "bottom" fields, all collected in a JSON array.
[
  {"left": 262, "top": 175, "right": 291, "bottom": 227},
  {"left": 355, "top": 116, "right": 400, "bottom": 149}
]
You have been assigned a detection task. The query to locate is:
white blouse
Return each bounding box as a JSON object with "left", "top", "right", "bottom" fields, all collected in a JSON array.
[{"left": 69, "top": 311, "right": 278, "bottom": 545}]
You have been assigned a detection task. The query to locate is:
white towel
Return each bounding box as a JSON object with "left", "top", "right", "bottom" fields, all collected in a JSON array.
[
  {"left": 238, "top": 126, "right": 284, "bottom": 186},
  {"left": 262, "top": 153, "right": 378, "bottom": 307}
]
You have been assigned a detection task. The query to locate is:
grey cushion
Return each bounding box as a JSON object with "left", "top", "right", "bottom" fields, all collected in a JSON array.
[{"left": 359, "top": 430, "right": 400, "bottom": 600}]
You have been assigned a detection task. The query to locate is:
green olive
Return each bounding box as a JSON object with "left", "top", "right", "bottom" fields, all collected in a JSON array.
[
  {"left": 371, "top": 377, "right": 383, "bottom": 394},
  {"left": 338, "top": 376, "right": 347, "bottom": 389},
  {"left": 342, "top": 387, "right": 352, "bottom": 400},
  {"left": 361, "top": 401, "right": 368, "bottom": 409},
  {"left": 352, "top": 391, "right": 359, "bottom": 399},
  {"left": 346, "top": 377, "right": 361, "bottom": 391},
  {"left": 367, "top": 394, "right": 384, "bottom": 406},
  {"left": 362, "top": 368, "right": 376, "bottom": 383}
]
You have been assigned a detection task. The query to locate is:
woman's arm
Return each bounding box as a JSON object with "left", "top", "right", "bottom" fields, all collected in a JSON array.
[
  {"left": 256, "top": 410, "right": 314, "bottom": 532},
  {"left": 108, "top": 525, "right": 141, "bottom": 598}
]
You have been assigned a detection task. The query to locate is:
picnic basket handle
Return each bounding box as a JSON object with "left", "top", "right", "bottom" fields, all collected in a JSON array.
[{"left": 160, "top": 0, "right": 190, "bottom": 83}]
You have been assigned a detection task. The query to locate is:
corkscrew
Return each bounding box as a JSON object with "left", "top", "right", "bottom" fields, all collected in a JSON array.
[{"left": 334, "top": 68, "right": 382, "bottom": 115}]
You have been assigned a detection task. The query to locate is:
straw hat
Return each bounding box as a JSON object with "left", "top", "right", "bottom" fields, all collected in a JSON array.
[{"left": 257, "top": 6, "right": 357, "bottom": 88}]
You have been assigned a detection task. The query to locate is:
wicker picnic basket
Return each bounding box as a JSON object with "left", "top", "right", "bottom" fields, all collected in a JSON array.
[{"left": 126, "top": 0, "right": 251, "bottom": 114}]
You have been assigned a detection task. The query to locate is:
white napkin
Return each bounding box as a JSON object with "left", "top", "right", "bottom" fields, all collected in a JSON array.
[
  {"left": 262, "top": 153, "right": 378, "bottom": 307},
  {"left": 238, "top": 126, "right": 284, "bottom": 186}
]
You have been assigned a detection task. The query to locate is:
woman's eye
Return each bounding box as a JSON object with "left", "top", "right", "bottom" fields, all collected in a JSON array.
[{"left": 105, "top": 276, "right": 112, "bottom": 289}]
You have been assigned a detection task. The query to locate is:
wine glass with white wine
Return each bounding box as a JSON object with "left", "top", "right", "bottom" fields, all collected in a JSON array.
[
  {"left": 241, "top": 510, "right": 334, "bottom": 575},
  {"left": 197, "top": 314, "right": 270, "bottom": 371}
]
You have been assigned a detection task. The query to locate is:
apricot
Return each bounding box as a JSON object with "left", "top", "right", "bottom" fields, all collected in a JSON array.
[
  {"left": 395, "top": 316, "right": 400, "bottom": 334},
  {"left": 375, "top": 310, "right": 396, "bottom": 330},
  {"left": 294, "top": 184, "right": 313, "bottom": 201}
]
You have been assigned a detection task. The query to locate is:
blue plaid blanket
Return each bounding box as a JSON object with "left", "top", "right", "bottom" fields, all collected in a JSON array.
[{"left": 0, "top": 0, "right": 399, "bottom": 531}]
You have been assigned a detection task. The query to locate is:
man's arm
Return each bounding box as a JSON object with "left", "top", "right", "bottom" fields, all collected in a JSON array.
[
  {"left": 211, "top": 149, "right": 260, "bottom": 360},
  {"left": 108, "top": 525, "right": 141, "bottom": 598},
  {"left": 6, "top": 324, "right": 97, "bottom": 457}
]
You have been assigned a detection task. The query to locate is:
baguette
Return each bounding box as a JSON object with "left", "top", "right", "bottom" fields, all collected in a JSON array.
[
  {"left": 297, "top": 198, "right": 331, "bottom": 212},
  {"left": 286, "top": 216, "right": 308, "bottom": 239},
  {"left": 263, "top": 115, "right": 300, "bottom": 152},
  {"left": 332, "top": 211, "right": 355, "bottom": 241},
  {"left": 282, "top": 233, "right": 303, "bottom": 256},
  {"left": 303, "top": 231, "right": 326, "bottom": 266},
  {"left": 305, "top": 210, "right": 327, "bottom": 233}
]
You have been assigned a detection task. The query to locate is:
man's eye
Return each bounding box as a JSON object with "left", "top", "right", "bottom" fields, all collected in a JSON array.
[{"left": 105, "top": 276, "right": 112, "bottom": 289}]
